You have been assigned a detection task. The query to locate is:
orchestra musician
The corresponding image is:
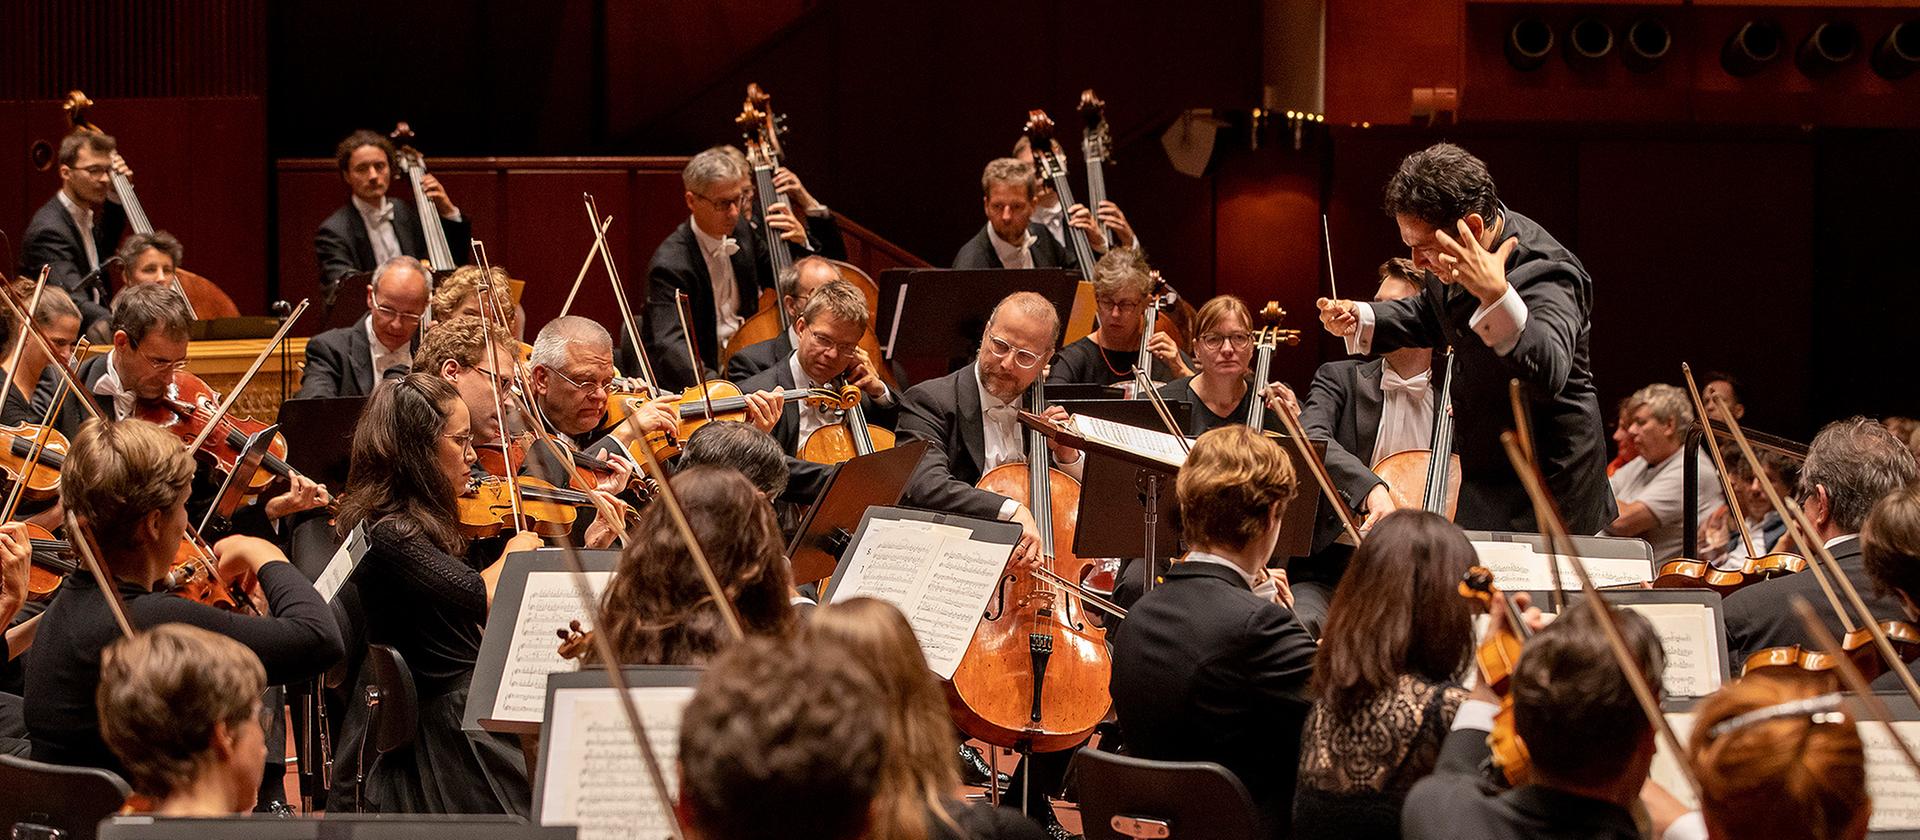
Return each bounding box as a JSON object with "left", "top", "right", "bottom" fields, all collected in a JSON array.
[
  {"left": 1679, "top": 670, "right": 1869, "bottom": 840},
  {"left": 410, "top": 314, "right": 520, "bottom": 466},
  {"left": 1044, "top": 248, "right": 1190, "bottom": 387},
  {"left": 24, "top": 417, "right": 343, "bottom": 776},
  {"left": 1699, "top": 451, "right": 1796, "bottom": 569},
  {"left": 952, "top": 159, "right": 1083, "bottom": 271},
  {"left": 521, "top": 316, "right": 691, "bottom": 492},
  {"left": 332, "top": 373, "right": 544, "bottom": 814},
  {"left": 20, "top": 131, "right": 132, "bottom": 328},
  {"left": 1400, "top": 601, "right": 1665, "bottom": 840},
  {"left": 1153, "top": 295, "right": 1288, "bottom": 436},
  {"left": 734, "top": 279, "right": 897, "bottom": 503},
  {"left": 1109, "top": 425, "right": 1316, "bottom": 839},
  {"left": 1603, "top": 383, "right": 1723, "bottom": 563},
  {"left": 96, "top": 624, "right": 272, "bottom": 816},
  {"left": 1722, "top": 417, "right": 1916, "bottom": 665},
  {"left": 0, "top": 523, "right": 34, "bottom": 753},
  {"left": 427, "top": 263, "right": 525, "bottom": 340},
  {"left": 1011, "top": 134, "right": 1138, "bottom": 253},
  {"left": 314, "top": 130, "right": 470, "bottom": 289},
  {"left": 1317, "top": 142, "right": 1613, "bottom": 533},
  {"left": 99, "top": 231, "right": 240, "bottom": 331},
  {"left": 294, "top": 255, "right": 428, "bottom": 399},
  {"left": 723, "top": 255, "right": 840, "bottom": 382},
  {"left": 1863, "top": 484, "right": 1920, "bottom": 690},
  {"left": 16, "top": 285, "right": 83, "bottom": 433},
  {"left": 634, "top": 147, "right": 830, "bottom": 391}
]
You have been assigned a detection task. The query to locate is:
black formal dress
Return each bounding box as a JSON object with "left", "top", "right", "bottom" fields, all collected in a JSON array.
[
  {"left": 24, "top": 564, "right": 343, "bottom": 775},
  {"left": 952, "top": 224, "right": 1078, "bottom": 271},
  {"left": 1293, "top": 675, "right": 1465, "bottom": 840},
  {"left": 1724, "top": 536, "right": 1904, "bottom": 667},
  {"left": 1360, "top": 207, "right": 1611, "bottom": 534},
  {"left": 20, "top": 193, "right": 124, "bottom": 326},
  {"left": 724, "top": 330, "right": 794, "bottom": 383},
  {"left": 313, "top": 198, "right": 472, "bottom": 289},
  {"left": 1153, "top": 375, "right": 1277, "bottom": 436},
  {"left": 1400, "top": 710, "right": 1639, "bottom": 840},
  {"left": 735, "top": 358, "right": 898, "bottom": 506},
  {"left": 351, "top": 519, "right": 529, "bottom": 815},
  {"left": 1044, "top": 336, "right": 1186, "bottom": 388},
  {"left": 1109, "top": 561, "right": 1317, "bottom": 839},
  {"left": 294, "top": 316, "right": 416, "bottom": 399}
]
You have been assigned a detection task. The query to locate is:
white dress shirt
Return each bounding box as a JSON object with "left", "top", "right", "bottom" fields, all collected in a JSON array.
[
  {"left": 1181, "top": 549, "right": 1280, "bottom": 603},
  {"left": 366, "top": 317, "right": 413, "bottom": 380},
  {"left": 1608, "top": 448, "right": 1723, "bottom": 562},
  {"left": 1345, "top": 284, "right": 1530, "bottom": 358},
  {"left": 1374, "top": 364, "right": 1436, "bottom": 462},
  {"left": 690, "top": 217, "right": 744, "bottom": 346},
  {"left": 986, "top": 226, "right": 1034, "bottom": 269},
  {"left": 56, "top": 191, "right": 101, "bottom": 271},
  {"left": 353, "top": 195, "right": 404, "bottom": 265},
  {"left": 1031, "top": 200, "right": 1066, "bottom": 247},
  {"left": 788, "top": 352, "right": 833, "bottom": 442},
  {"left": 91, "top": 350, "right": 138, "bottom": 420},
  {"left": 975, "top": 363, "right": 1083, "bottom": 519}
]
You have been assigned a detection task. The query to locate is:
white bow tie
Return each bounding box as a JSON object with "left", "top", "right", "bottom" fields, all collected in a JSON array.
[
  {"left": 367, "top": 201, "right": 394, "bottom": 225},
  {"left": 1382, "top": 369, "right": 1430, "bottom": 399},
  {"left": 983, "top": 402, "right": 1018, "bottom": 422},
  {"left": 710, "top": 236, "right": 740, "bottom": 260},
  {"left": 92, "top": 371, "right": 136, "bottom": 417}
]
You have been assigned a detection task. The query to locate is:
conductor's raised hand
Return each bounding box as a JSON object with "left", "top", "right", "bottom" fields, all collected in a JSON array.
[
  {"left": 1432, "top": 219, "right": 1518, "bottom": 307},
  {"left": 1317, "top": 298, "right": 1360, "bottom": 337}
]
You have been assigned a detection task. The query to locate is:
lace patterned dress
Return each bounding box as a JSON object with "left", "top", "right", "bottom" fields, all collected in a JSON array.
[{"left": 1293, "top": 674, "right": 1467, "bottom": 840}]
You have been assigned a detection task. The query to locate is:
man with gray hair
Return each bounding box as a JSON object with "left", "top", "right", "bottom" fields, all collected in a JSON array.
[
  {"left": 633, "top": 146, "right": 844, "bottom": 391},
  {"left": 1603, "top": 382, "right": 1723, "bottom": 562},
  {"left": 1724, "top": 416, "right": 1919, "bottom": 664},
  {"left": 294, "top": 256, "right": 429, "bottom": 399},
  {"left": 953, "top": 157, "right": 1081, "bottom": 271}
]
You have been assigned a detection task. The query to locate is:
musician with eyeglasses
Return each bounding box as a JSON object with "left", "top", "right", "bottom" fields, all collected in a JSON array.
[
  {"left": 21, "top": 131, "right": 135, "bottom": 330},
  {"left": 1045, "top": 249, "right": 1190, "bottom": 388},
  {"left": 294, "top": 256, "right": 430, "bottom": 399},
  {"left": 1154, "top": 295, "right": 1292, "bottom": 436}
]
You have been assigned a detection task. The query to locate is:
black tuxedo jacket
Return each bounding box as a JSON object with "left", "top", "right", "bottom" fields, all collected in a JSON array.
[
  {"left": 1401, "top": 722, "right": 1639, "bottom": 840},
  {"left": 313, "top": 198, "right": 473, "bottom": 288},
  {"left": 294, "top": 316, "right": 417, "bottom": 399},
  {"left": 736, "top": 360, "right": 898, "bottom": 505},
  {"left": 1298, "top": 357, "right": 1452, "bottom": 555},
  {"left": 897, "top": 364, "right": 1021, "bottom": 520},
  {"left": 951, "top": 223, "right": 1078, "bottom": 271},
  {"left": 1724, "top": 536, "right": 1904, "bottom": 666},
  {"left": 1109, "top": 561, "right": 1317, "bottom": 838},
  {"left": 21, "top": 194, "right": 126, "bottom": 322},
  {"left": 630, "top": 218, "right": 769, "bottom": 392},
  {"left": 723, "top": 332, "right": 793, "bottom": 383},
  {"left": 1364, "top": 207, "right": 1611, "bottom": 534}
]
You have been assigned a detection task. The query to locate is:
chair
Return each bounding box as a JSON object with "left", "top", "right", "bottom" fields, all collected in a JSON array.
[
  {"left": 353, "top": 643, "right": 418, "bottom": 811},
  {"left": 0, "top": 753, "right": 132, "bottom": 840},
  {"left": 1069, "top": 749, "right": 1260, "bottom": 840}
]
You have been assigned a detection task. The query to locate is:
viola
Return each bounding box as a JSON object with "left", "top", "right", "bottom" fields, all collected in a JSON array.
[
  {"left": 477, "top": 436, "right": 660, "bottom": 503},
  {"left": 131, "top": 371, "right": 299, "bottom": 495},
  {"left": 21, "top": 522, "right": 80, "bottom": 602},
  {"left": 457, "top": 475, "right": 632, "bottom": 538},
  {"left": 1459, "top": 566, "right": 1534, "bottom": 787},
  {"left": 164, "top": 532, "right": 251, "bottom": 614},
  {"left": 612, "top": 380, "right": 850, "bottom": 441},
  {"left": 1372, "top": 350, "right": 1463, "bottom": 520},
  {"left": 950, "top": 377, "right": 1111, "bottom": 754}
]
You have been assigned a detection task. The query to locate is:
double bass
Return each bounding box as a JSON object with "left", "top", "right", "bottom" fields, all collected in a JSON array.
[
  {"left": 1023, "top": 111, "right": 1096, "bottom": 281},
  {"left": 1080, "top": 90, "right": 1197, "bottom": 341},
  {"left": 61, "top": 91, "right": 239, "bottom": 320},
  {"left": 951, "top": 377, "right": 1110, "bottom": 757},
  {"left": 388, "top": 122, "right": 458, "bottom": 274}
]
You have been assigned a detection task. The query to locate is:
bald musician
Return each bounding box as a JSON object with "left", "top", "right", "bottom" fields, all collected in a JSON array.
[
  {"left": 1317, "top": 142, "right": 1612, "bottom": 533},
  {"left": 295, "top": 256, "right": 429, "bottom": 399}
]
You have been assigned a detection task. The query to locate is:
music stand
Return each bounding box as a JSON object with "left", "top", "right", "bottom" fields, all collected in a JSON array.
[
  {"left": 874, "top": 268, "right": 1079, "bottom": 382},
  {"left": 277, "top": 396, "right": 369, "bottom": 496},
  {"left": 320, "top": 271, "right": 374, "bottom": 333},
  {"left": 786, "top": 440, "right": 930, "bottom": 584}
]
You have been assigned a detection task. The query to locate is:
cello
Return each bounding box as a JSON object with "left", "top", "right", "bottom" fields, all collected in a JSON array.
[
  {"left": 951, "top": 376, "right": 1111, "bottom": 760},
  {"left": 1371, "top": 350, "right": 1462, "bottom": 519},
  {"left": 1244, "top": 301, "right": 1302, "bottom": 433},
  {"left": 800, "top": 381, "right": 897, "bottom": 464},
  {"left": 61, "top": 91, "right": 238, "bottom": 320}
]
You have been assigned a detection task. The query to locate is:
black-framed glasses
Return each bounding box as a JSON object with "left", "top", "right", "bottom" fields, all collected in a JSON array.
[
  {"left": 983, "top": 332, "right": 1043, "bottom": 369},
  {"left": 694, "top": 191, "right": 749, "bottom": 212},
  {"left": 1197, "top": 332, "right": 1253, "bottom": 351}
]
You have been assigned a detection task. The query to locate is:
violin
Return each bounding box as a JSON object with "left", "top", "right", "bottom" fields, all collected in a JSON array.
[
  {"left": 1459, "top": 566, "right": 1533, "bottom": 787},
  {"left": 950, "top": 377, "right": 1111, "bottom": 754},
  {"left": 799, "top": 383, "right": 896, "bottom": 464},
  {"left": 1372, "top": 350, "right": 1462, "bottom": 520},
  {"left": 476, "top": 436, "right": 660, "bottom": 503},
  {"left": 1743, "top": 620, "right": 1920, "bottom": 681},
  {"left": 456, "top": 475, "right": 624, "bottom": 538},
  {"left": 21, "top": 522, "right": 81, "bottom": 602},
  {"left": 163, "top": 530, "right": 253, "bottom": 614},
  {"left": 612, "top": 380, "right": 849, "bottom": 440},
  {"left": 1244, "top": 301, "right": 1302, "bottom": 432},
  {"left": 131, "top": 371, "right": 300, "bottom": 495},
  {"left": 0, "top": 422, "right": 69, "bottom": 501}
]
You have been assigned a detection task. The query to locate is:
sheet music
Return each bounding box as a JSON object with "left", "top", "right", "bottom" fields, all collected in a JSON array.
[
  {"left": 1651, "top": 713, "right": 1920, "bottom": 830},
  {"left": 1624, "top": 603, "right": 1722, "bottom": 699},
  {"left": 829, "top": 517, "right": 1013, "bottom": 679},
  {"left": 1470, "top": 541, "right": 1651, "bottom": 590},
  {"left": 1069, "top": 414, "right": 1188, "bottom": 467},
  {"left": 488, "top": 571, "right": 612, "bottom": 725},
  {"left": 314, "top": 522, "right": 370, "bottom": 603},
  {"left": 540, "top": 685, "right": 694, "bottom": 840},
  {"left": 1649, "top": 712, "right": 1699, "bottom": 809}
]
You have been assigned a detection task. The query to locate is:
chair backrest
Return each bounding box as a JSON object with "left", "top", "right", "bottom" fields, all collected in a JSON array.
[
  {"left": 363, "top": 644, "right": 418, "bottom": 755},
  {"left": 0, "top": 753, "right": 133, "bottom": 840},
  {"left": 1070, "top": 749, "right": 1260, "bottom": 840}
]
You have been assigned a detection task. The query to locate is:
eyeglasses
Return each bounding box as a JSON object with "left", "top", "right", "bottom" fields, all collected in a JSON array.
[
  {"left": 72, "top": 164, "right": 114, "bottom": 178},
  {"left": 1197, "top": 332, "right": 1253, "bottom": 351},
  {"left": 803, "top": 329, "right": 860, "bottom": 357},
  {"left": 694, "top": 191, "right": 749, "bottom": 212},
  {"left": 442, "top": 432, "right": 476, "bottom": 451},
  {"left": 549, "top": 367, "right": 614, "bottom": 394},
  {"left": 370, "top": 298, "right": 424, "bottom": 326},
  {"left": 473, "top": 366, "right": 523, "bottom": 393},
  {"left": 128, "top": 342, "right": 189, "bottom": 373},
  {"left": 983, "top": 332, "right": 1044, "bottom": 369}
]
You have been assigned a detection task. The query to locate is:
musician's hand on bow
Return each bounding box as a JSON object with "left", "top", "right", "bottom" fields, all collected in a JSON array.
[
  {"left": 849, "top": 348, "right": 887, "bottom": 400},
  {"left": 764, "top": 201, "right": 809, "bottom": 246},
  {"left": 110, "top": 152, "right": 134, "bottom": 182},
  {"left": 1067, "top": 204, "right": 1109, "bottom": 252},
  {"left": 1316, "top": 298, "right": 1360, "bottom": 337},
  {"left": 1095, "top": 201, "right": 1136, "bottom": 250},
  {"left": 1260, "top": 381, "right": 1299, "bottom": 417},
  {"left": 1360, "top": 483, "right": 1398, "bottom": 531},
  {"left": 1040, "top": 405, "right": 1081, "bottom": 464},
  {"left": 583, "top": 491, "right": 630, "bottom": 549},
  {"left": 743, "top": 390, "right": 786, "bottom": 434},
  {"left": 0, "top": 523, "right": 31, "bottom": 626},
  {"left": 1008, "top": 504, "right": 1044, "bottom": 574},
  {"left": 264, "top": 473, "right": 331, "bottom": 521},
  {"left": 1145, "top": 332, "right": 1191, "bottom": 377},
  {"left": 503, "top": 530, "right": 545, "bottom": 556},
  {"left": 1432, "top": 219, "right": 1518, "bottom": 307},
  {"left": 771, "top": 168, "right": 819, "bottom": 214},
  {"left": 419, "top": 173, "right": 458, "bottom": 218},
  {"left": 1260, "top": 566, "right": 1294, "bottom": 609}
]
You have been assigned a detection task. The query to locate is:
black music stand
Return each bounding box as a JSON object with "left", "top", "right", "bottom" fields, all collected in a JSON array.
[
  {"left": 786, "top": 440, "right": 930, "bottom": 584},
  {"left": 278, "top": 396, "right": 368, "bottom": 496},
  {"left": 320, "top": 271, "right": 374, "bottom": 332},
  {"left": 874, "top": 268, "right": 1079, "bottom": 382}
]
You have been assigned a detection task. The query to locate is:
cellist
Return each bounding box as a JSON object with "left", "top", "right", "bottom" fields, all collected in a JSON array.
[{"left": 723, "top": 255, "right": 840, "bottom": 382}]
